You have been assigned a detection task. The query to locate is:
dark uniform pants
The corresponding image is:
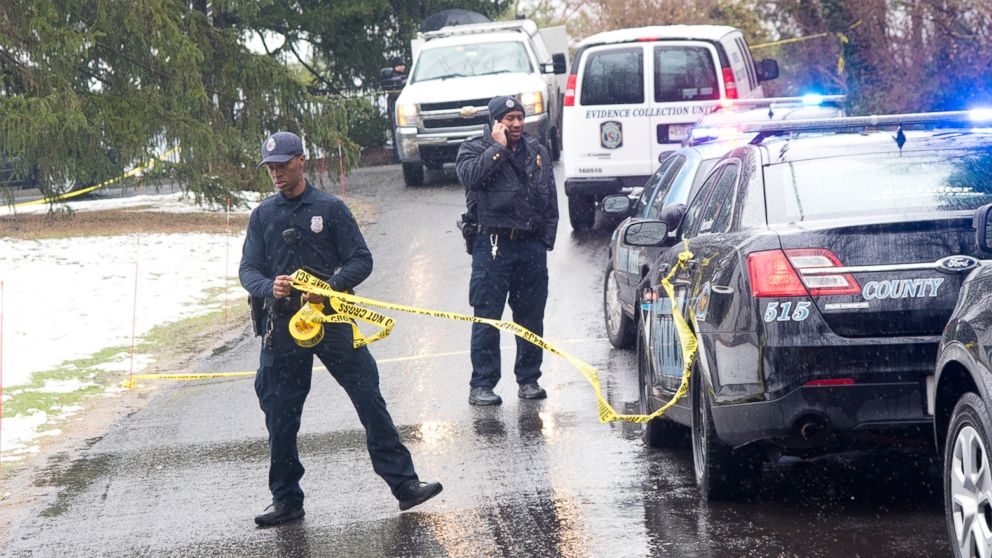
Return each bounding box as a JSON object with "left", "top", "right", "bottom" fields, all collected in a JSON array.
[
  {"left": 254, "top": 322, "right": 417, "bottom": 507},
  {"left": 469, "top": 235, "right": 549, "bottom": 389}
]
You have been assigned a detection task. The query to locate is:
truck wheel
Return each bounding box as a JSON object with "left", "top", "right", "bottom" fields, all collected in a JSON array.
[
  {"left": 550, "top": 126, "right": 561, "bottom": 162},
  {"left": 567, "top": 194, "right": 595, "bottom": 231},
  {"left": 402, "top": 163, "right": 424, "bottom": 186}
]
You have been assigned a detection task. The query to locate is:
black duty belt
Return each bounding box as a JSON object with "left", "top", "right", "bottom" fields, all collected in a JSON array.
[{"left": 482, "top": 227, "right": 538, "bottom": 240}]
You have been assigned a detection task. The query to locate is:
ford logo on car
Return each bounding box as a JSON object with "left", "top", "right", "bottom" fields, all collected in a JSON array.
[{"left": 936, "top": 255, "right": 980, "bottom": 273}]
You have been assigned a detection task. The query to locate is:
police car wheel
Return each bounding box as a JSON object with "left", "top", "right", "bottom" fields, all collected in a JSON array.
[
  {"left": 944, "top": 391, "right": 992, "bottom": 558},
  {"left": 402, "top": 162, "right": 424, "bottom": 186},
  {"left": 604, "top": 264, "right": 635, "bottom": 348},
  {"left": 567, "top": 194, "right": 594, "bottom": 231},
  {"left": 691, "top": 366, "right": 760, "bottom": 501},
  {"left": 637, "top": 320, "right": 686, "bottom": 449}
]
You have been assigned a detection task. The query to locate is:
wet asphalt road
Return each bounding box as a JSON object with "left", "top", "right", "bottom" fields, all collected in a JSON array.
[{"left": 3, "top": 164, "right": 949, "bottom": 557}]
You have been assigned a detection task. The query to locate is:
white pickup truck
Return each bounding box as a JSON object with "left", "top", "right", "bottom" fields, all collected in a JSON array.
[{"left": 388, "top": 20, "right": 569, "bottom": 186}]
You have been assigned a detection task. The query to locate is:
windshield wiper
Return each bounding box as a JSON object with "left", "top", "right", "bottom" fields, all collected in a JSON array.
[{"left": 420, "top": 72, "right": 467, "bottom": 82}]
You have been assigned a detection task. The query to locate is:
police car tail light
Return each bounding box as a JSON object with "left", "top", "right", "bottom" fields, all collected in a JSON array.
[
  {"left": 721, "top": 67, "right": 738, "bottom": 100},
  {"left": 748, "top": 250, "right": 809, "bottom": 297},
  {"left": 564, "top": 74, "right": 577, "bottom": 107},
  {"left": 785, "top": 248, "right": 861, "bottom": 296}
]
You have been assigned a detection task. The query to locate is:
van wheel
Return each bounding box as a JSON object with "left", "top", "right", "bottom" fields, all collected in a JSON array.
[
  {"left": 691, "top": 366, "right": 761, "bottom": 500},
  {"left": 402, "top": 163, "right": 424, "bottom": 186},
  {"left": 567, "top": 194, "right": 594, "bottom": 231},
  {"left": 637, "top": 319, "right": 686, "bottom": 448}
]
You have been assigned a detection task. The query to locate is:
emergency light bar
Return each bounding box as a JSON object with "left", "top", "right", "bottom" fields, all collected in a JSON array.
[{"left": 739, "top": 110, "right": 992, "bottom": 141}]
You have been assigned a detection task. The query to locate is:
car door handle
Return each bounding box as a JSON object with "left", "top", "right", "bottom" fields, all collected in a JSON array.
[{"left": 711, "top": 285, "right": 734, "bottom": 295}]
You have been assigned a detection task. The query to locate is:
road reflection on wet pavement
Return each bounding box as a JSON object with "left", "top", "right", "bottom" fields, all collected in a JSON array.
[{"left": 2, "top": 165, "right": 947, "bottom": 557}]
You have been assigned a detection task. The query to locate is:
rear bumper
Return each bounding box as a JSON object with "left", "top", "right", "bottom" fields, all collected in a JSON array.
[{"left": 711, "top": 381, "right": 931, "bottom": 448}]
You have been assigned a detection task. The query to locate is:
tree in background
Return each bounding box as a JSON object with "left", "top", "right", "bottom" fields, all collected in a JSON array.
[
  {"left": 0, "top": 0, "right": 356, "bottom": 204},
  {"left": 522, "top": 0, "right": 992, "bottom": 114}
]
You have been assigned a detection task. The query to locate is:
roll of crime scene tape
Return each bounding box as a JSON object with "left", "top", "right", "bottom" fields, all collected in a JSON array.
[{"left": 288, "top": 252, "right": 699, "bottom": 425}]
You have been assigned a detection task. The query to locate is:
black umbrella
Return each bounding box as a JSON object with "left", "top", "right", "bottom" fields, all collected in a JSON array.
[{"left": 419, "top": 9, "right": 490, "bottom": 33}]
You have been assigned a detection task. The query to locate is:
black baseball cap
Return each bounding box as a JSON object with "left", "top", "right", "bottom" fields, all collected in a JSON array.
[{"left": 257, "top": 131, "right": 304, "bottom": 168}]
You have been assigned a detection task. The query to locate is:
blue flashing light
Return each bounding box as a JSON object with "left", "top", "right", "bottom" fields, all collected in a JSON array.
[
  {"left": 969, "top": 108, "right": 992, "bottom": 122},
  {"left": 801, "top": 94, "right": 824, "bottom": 106}
]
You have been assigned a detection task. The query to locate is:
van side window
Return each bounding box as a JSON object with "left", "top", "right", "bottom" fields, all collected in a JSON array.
[
  {"left": 653, "top": 46, "right": 719, "bottom": 102},
  {"left": 696, "top": 161, "right": 741, "bottom": 235},
  {"left": 581, "top": 47, "right": 644, "bottom": 105}
]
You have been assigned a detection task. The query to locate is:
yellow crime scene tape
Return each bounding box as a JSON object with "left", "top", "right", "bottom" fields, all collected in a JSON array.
[
  {"left": 12, "top": 146, "right": 181, "bottom": 209},
  {"left": 749, "top": 20, "right": 862, "bottom": 75},
  {"left": 124, "top": 246, "right": 700, "bottom": 424},
  {"left": 284, "top": 250, "right": 699, "bottom": 424}
]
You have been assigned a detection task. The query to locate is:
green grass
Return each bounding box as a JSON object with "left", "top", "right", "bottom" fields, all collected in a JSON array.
[{"left": 2, "top": 291, "right": 248, "bottom": 424}]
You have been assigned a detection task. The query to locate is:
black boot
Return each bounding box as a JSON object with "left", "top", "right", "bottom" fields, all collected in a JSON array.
[
  {"left": 254, "top": 501, "right": 305, "bottom": 526},
  {"left": 397, "top": 481, "right": 444, "bottom": 511},
  {"left": 469, "top": 387, "right": 503, "bottom": 406}
]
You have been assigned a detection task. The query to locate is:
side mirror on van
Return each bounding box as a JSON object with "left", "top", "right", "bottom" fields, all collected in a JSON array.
[
  {"left": 552, "top": 53, "right": 567, "bottom": 75},
  {"left": 755, "top": 58, "right": 779, "bottom": 82},
  {"left": 601, "top": 194, "right": 633, "bottom": 216},
  {"left": 622, "top": 220, "right": 669, "bottom": 247}
]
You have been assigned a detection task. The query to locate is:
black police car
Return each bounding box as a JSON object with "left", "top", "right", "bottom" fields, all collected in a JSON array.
[
  {"left": 621, "top": 112, "right": 992, "bottom": 500},
  {"left": 933, "top": 207, "right": 992, "bottom": 558},
  {"left": 601, "top": 96, "right": 845, "bottom": 348}
]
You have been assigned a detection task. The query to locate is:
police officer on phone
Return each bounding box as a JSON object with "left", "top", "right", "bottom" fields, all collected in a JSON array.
[
  {"left": 240, "top": 131, "right": 442, "bottom": 527},
  {"left": 455, "top": 96, "right": 559, "bottom": 406}
]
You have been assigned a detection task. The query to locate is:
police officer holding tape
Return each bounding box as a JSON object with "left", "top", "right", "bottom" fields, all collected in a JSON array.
[
  {"left": 456, "top": 96, "right": 559, "bottom": 406},
  {"left": 240, "top": 131, "right": 442, "bottom": 527}
]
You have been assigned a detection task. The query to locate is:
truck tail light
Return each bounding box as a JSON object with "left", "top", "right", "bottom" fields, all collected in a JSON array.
[
  {"left": 722, "top": 67, "right": 738, "bottom": 100},
  {"left": 564, "top": 74, "right": 577, "bottom": 107}
]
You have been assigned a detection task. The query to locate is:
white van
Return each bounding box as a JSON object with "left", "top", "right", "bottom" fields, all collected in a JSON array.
[{"left": 561, "top": 25, "right": 778, "bottom": 229}]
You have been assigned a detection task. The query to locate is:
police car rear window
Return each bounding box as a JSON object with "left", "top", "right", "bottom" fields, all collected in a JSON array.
[
  {"left": 580, "top": 47, "right": 644, "bottom": 106},
  {"left": 654, "top": 46, "right": 719, "bottom": 102},
  {"left": 764, "top": 148, "right": 992, "bottom": 223}
]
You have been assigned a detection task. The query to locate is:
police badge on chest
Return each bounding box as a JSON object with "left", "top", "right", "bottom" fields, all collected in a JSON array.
[{"left": 310, "top": 216, "right": 324, "bottom": 233}]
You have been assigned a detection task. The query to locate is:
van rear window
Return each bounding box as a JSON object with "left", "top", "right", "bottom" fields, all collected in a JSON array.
[
  {"left": 654, "top": 46, "right": 719, "bottom": 103},
  {"left": 580, "top": 47, "right": 644, "bottom": 106}
]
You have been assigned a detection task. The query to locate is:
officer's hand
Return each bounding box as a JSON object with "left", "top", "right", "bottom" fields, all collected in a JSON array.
[
  {"left": 303, "top": 292, "right": 326, "bottom": 305},
  {"left": 273, "top": 275, "right": 293, "bottom": 299},
  {"left": 491, "top": 121, "right": 508, "bottom": 147}
]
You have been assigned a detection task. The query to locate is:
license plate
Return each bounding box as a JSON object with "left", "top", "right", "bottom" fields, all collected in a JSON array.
[{"left": 668, "top": 123, "right": 694, "bottom": 141}]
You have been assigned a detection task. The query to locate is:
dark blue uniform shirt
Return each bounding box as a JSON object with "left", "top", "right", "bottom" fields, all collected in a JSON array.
[{"left": 240, "top": 181, "right": 372, "bottom": 301}]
